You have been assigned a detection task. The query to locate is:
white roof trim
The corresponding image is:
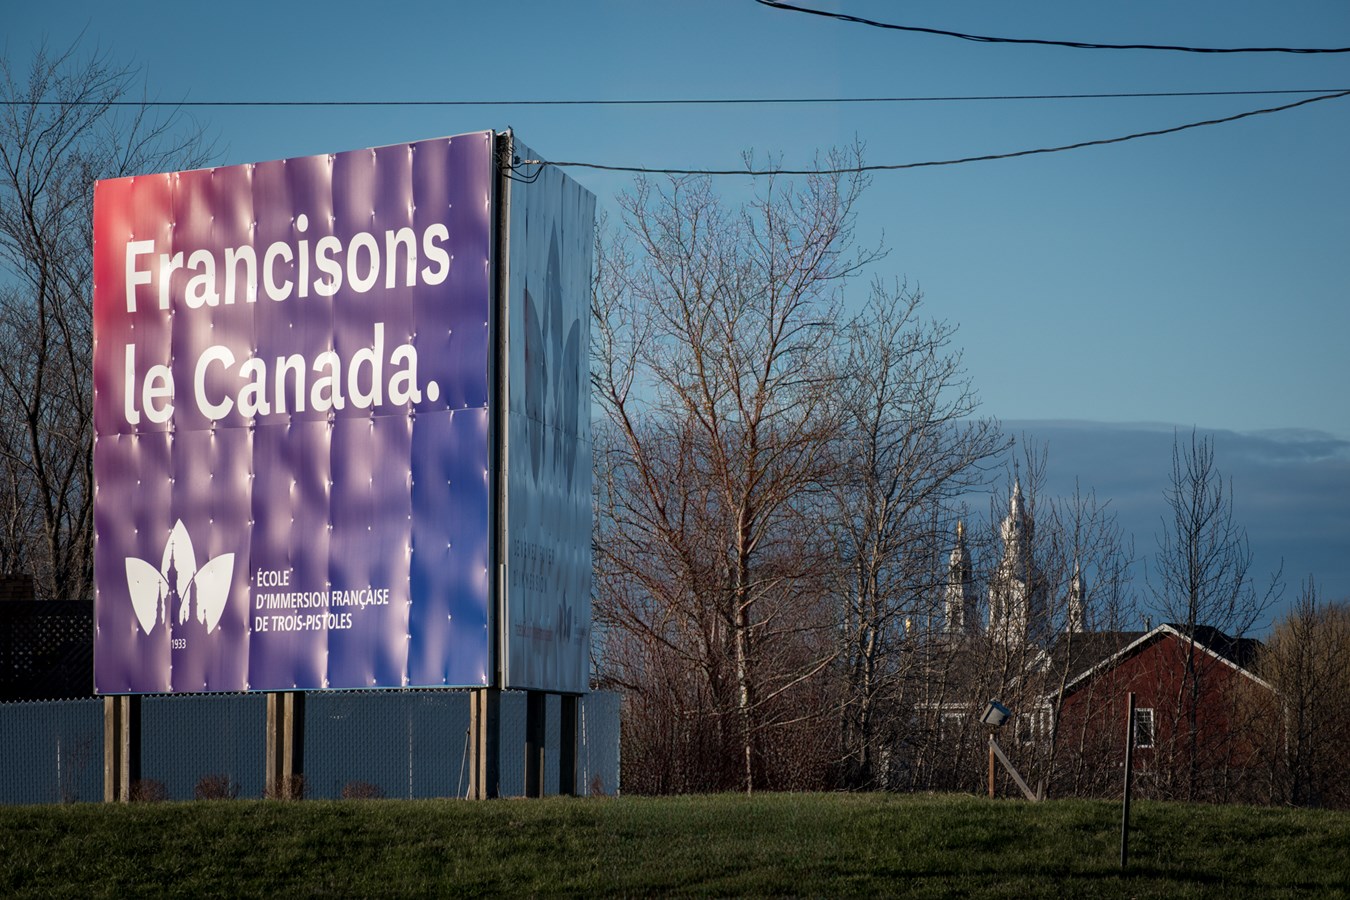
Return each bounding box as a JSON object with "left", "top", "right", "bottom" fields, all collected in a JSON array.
[{"left": 1055, "top": 623, "right": 1273, "bottom": 698}]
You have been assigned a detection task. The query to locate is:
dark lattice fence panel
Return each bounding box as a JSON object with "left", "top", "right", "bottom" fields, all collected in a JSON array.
[
  {"left": 141, "top": 694, "right": 266, "bottom": 800},
  {"left": 0, "top": 699, "right": 101, "bottom": 804},
  {"left": 0, "top": 602, "right": 93, "bottom": 700}
]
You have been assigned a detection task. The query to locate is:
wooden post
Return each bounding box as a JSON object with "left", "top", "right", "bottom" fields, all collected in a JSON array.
[
  {"left": 989, "top": 736, "right": 1042, "bottom": 802},
  {"left": 103, "top": 695, "right": 140, "bottom": 802},
  {"left": 988, "top": 735, "right": 996, "bottom": 799},
  {"left": 525, "top": 690, "right": 547, "bottom": 798},
  {"left": 1121, "top": 691, "right": 1137, "bottom": 868},
  {"left": 266, "top": 691, "right": 305, "bottom": 799},
  {"left": 559, "top": 694, "right": 578, "bottom": 796},
  {"left": 469, "top": 687, "right": 500, "bottom": 800}
]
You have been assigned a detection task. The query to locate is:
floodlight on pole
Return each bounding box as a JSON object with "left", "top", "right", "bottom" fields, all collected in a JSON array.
[
  {"left": 980, "top": 699, "right": 1041, "bottom": 802},
  {"left": 981, "top": 699, "right": 1011, "bottom": 728}
]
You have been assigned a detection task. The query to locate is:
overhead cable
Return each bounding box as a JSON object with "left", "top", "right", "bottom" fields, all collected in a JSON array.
[
  {"left": 4, "top": 88, "right": 1349, "bottom": 108},
  {"left": 755, "top": 0, "right": 1350, "bottom": 54},
  {"left": 515, "top": 89, "right": 1350, "bottom": 176}
]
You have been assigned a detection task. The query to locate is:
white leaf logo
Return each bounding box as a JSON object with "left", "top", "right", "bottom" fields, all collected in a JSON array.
[{"left": 124, "top": 519, "right": 235, "bottom": 637}]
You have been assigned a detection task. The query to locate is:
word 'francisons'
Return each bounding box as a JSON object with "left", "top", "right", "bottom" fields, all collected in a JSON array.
[{"left": 122, "top": 215, "right": 452, "bottom": 313}]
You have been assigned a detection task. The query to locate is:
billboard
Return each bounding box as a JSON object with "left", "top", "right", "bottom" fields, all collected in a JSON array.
[
  {"left": 502, "top": 138, "right": 595, "bottom": 694},
  {"left": 93, "top": 133, "right": 497, "bottom": 693}
]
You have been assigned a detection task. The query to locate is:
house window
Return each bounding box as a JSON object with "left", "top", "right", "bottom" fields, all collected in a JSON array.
[
  {"left": 1133, "top": 708, "right": 1154, "bottom": 749},
  {"left": 940, "top": 712, "right": 964, "bottom": 743},
  {"left": 1017, "top": 712, "right": 1036, "bottom": 744},
  {"left": 1016, "top": 708, "right": 1050, "bottom": 745}
]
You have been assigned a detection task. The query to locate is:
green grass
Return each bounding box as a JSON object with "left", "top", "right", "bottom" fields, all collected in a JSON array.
[{"left": 2, "top": 793, "right": 1347, "bottom": 897}]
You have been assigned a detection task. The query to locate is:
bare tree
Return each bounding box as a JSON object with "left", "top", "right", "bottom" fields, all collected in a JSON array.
[
  {"left": 907, "top": 438, "right": 1138, "bottom": 800},
  {"left": 592, "top": 154, "right": 876, "bottom": 791},
  {"left": 0, "top": 41, "right": 209, "bottom": 600},
  {"left": 1147, "top": 430, "right": 1281, "bottom": 800},
  {"left": 827, "top": 281, "right": 1004, "bottom": 789},
  {"left": 1036, "top": 478, "right": 1137, "bottom": 798},
  {"left": 1251, "top": 580, "right": 1350, "bottom": 808}
]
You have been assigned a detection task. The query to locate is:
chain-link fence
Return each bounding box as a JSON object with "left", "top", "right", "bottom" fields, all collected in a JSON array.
[
  {"left": 0, "top": 690, "right": 619, "bottom": 803},
  {"left": 0, "top": 699, "right": 102, "bottom": 803}
]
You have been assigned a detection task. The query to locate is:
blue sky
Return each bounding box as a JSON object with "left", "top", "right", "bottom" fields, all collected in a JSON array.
[{"left": 9, "top": 1, "right": 1349, "bottom": 611}]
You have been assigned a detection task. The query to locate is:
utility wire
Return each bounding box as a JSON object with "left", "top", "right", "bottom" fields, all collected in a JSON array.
[
  {"left": 516, "top": 89, "right": 1350, "bottom": 176},
  {"left": 3, "top": 88, "right": 1348, "bottom": 108},
  {"left": 755, "top": 0, "right": 1350, "bottom": 54}
]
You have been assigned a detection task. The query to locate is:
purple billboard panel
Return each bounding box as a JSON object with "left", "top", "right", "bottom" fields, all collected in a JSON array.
[{"left": 92, "top": 133, "right": 495, "bottom": 693}]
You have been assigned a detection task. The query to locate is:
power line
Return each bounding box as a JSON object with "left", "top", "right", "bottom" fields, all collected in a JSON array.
[
  {"left": 3, "top": 88, "right": 1349, "bottom": 108},
  {"left": 515, "top": 89, "right": 1350, "bottom": 177},
  {"left": 755, "top": 0, "right": 1350, "bottom": 54}
]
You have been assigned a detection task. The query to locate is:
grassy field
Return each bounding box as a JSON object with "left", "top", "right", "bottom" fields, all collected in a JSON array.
[{"left": 2, "top": 792, "right": 1347, "bottom": 897}]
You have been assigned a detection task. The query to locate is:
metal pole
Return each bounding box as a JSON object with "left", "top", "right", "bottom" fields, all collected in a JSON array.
[{"left": 1121, "top": 691, "right": 1136, "bottom": 868}]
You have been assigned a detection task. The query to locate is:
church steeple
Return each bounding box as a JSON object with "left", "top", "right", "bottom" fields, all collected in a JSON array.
[
  {"left": 1066, "top": 563, "right": 1087, "bottom": 633},
  {"left": 989, "top": 479, "right": 1044, "bottom": 647},
  {"left": 945, "top": 521, "right": 977, "bottom": 636},
  {"left": 1000, "top": 479, "right": 1031, "bottom": 555},
  {"left": 165, "top": 547, "right": 182, "bottom": 627}
]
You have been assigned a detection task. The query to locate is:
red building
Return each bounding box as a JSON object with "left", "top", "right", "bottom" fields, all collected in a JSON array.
[{"left": 1053, "top": 623, "right": 1273, "bottom": 799}]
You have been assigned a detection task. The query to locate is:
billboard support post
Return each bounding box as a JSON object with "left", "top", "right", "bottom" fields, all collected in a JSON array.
[
  {"left": 102, "top": 694, "right": 140, "bottom": 802},
  {"left": 469, "top": 687, "right": 500, "bottom": 799},
  {"left": 265, "top": 691, "right": 305, "bottom": 799},
  {"left": 559, "top": 694, "right": 578, "bottom": 796},
  {"left": 525, "top": 690, "right": 547, "bottom": 798}
]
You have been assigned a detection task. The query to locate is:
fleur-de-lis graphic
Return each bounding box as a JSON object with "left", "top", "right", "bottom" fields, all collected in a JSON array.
[
  {"left": 124, "top": 519, "right": 235, "bottom": 636},
  {"left": 523, "top": 227, "right": 582, "bottom": 490}
]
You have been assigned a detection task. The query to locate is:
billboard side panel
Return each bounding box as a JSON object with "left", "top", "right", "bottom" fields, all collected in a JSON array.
[{"left": 503, "top": 140, "right": 596, "bottom": 694}]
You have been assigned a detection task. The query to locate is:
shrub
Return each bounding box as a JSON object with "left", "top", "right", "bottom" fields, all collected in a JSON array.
[
  {"left": 129, "top": 779, "right": 167, "bottom": 802},
  {"left": 341, "top": 781, "right": 386, "bottom": 800},
  {"left": 194, "top": 774, "right": 240, "bottom": 800}
]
